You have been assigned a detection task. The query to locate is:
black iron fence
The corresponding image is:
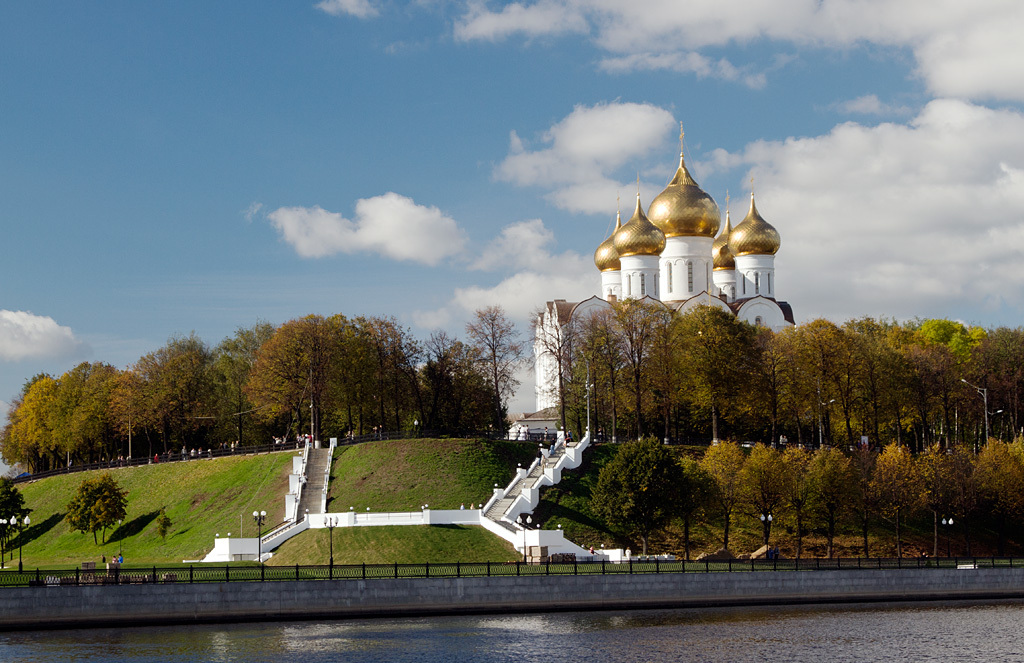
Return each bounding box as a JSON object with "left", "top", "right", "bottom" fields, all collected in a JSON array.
[{"left": 1, "top": 556, "right": 1019, "bottom": 588}]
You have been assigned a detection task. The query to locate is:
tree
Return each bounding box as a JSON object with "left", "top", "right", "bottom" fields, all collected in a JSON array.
[
  {"left": 782, "top": 446, "right": 813, "bottom": 558},
  {"left": 700, "top": 441, "right": 746, "bottom": 550},
  {"left": 807, "top": 447, "right": 856, "bottom": 558},
  {"left": 466, "top": 306, "right": 524, "bottom": 430},
  {"left": 591, "top": 438, "right": 682, "bottom": 555},
  {"left": 739, "top": 444, "right": 788, "bottom": 547},
  {"left": 66, "top": 474, "right": 128, "bottom": 544},
  {"left": 156, "top": 508, "right": 172, "bottom": 541},
  {"left": 213, "top": 322, "right": 275, "bottom": 446},
  {"left": 918, "top": 444, "right": 957, "bottom": 556},
  {"left": 871, "top": 444, "right": 921, "bottom": 557},
  {"left": 973, "top": 439, "right": 1024, "bottom": 555},
  {"left": 613, "top": 299, "right": 671, "bottom": 439},
  {"left": 677, "top": 456, "right": 714, "bottom": 560},
  {"left": 0, "top": 479, "right": 30, "bottom": 562}
]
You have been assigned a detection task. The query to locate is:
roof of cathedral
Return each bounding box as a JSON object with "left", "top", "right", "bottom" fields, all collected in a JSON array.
[
  {"left": 647, "top": 127, "right": 721, "bottom": 239},
  {"left": 594, "top": 210, "right": 622, "bottom": 272},
  {"left": 613, "top": 191, "right": 665, "bottom": 258},
  {"left": 712, "top": 201, "right": 735, "bottom": 270},
  {"left": 729, "top": 191, "right": 781, "bottom": 256}
]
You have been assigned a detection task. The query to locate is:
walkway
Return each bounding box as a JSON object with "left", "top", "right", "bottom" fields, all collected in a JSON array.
[{"left": 298, "top": 447, "right": 332, "bottom": 517}]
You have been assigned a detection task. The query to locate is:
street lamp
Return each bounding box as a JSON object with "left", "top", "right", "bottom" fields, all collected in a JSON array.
[
  {"left": 252, "top": 510, "right": 266, "bottom": 562},
  {"left": 17, "top": 516, "right": 29, "bottom": 573},
  {"left": 0, "top": 518, "right": 8, "bottom": 569},
  {"left": 760, "top": 513, "right": 774, "bottom": 546},
  {"left": 518, "top": 514, "right": 532, "bottom": 562},
  {"left": 117, "top": 519, "right": 123, "bottom": 558},
  {"left": 961, "top": 379, "right": 989, "bottom": 447},
  {"left": 326, "top": 515, "right": 337, "bottom": 568},
  {"left": 941, "top": 517, "right": 954, "bottom": 557}
]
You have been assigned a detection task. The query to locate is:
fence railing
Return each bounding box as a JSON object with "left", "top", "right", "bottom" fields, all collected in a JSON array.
[{"left": 1, "top": 556, "right": 1017, "bottom": 589}]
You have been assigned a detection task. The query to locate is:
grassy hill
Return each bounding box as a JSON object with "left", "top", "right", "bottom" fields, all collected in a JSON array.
[
  {"left": 13, "top": 451, "right": 294, "bottom": 567},
  {"left": 326, "top": 437, "right": 537, "bottom": 511}
]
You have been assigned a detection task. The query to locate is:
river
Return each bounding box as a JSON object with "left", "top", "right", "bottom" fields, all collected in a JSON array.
[{"left": 1, "top": 601, "right": 1020, "bottom": 662}]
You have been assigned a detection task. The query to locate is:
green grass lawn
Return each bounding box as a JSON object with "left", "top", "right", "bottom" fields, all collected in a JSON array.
[
  {"left": 12, "top": 451, "right": 295, "bottom": 568},
  {"left": 327, "top": 438, "right": 537, "bottom": 512},
  {"left": 268, "top": 525, "right": 519, "bottom": 565}
]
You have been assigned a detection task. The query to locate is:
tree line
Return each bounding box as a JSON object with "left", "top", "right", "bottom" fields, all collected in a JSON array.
[
  {"left": 547, "top": 301, "right": 1020, "bottom": 452},
  {"left": 594, "top": 437, "right": 1024, "bottom": 559},
  {"left": 1, "top": 307, "right": 524, "bottom": 473}
]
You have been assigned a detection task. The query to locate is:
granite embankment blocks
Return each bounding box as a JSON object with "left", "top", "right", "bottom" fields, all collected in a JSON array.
[{"left": 3, "top": 568, "right": 1023, "bottom": 629}]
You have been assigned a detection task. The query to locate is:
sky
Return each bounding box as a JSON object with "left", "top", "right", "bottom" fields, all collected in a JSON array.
[{"left": 2, "top": 0, "right": 1024, "bottom": 422}]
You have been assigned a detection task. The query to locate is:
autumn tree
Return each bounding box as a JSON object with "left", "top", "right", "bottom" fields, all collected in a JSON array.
[
  {"left": 466, "top": 306, "right": 524, "bottom": 430},
  {"left": 871, "top": 444, "right": 922, "bottom": 557},
  {"left": 807, "top": 447, "right": 856, "bottom": 558},
  {"left": 213, "top": 322, "right": 275, "bottom": 446},
  {"left": 973, "top": 439, "right": 1024, "bottom": 555},
  {"left": 782, "top": 446, "right": 813, "bottom": 558},
  {"left": 700, "top": 441, "right": 746, "bottom": 550},
  {"left": 136, "top": 333, "right": 216, "bottom": 452},
  {"left": 591, "top": 438, "right": 681, "bottom": 555},
  {"left": 739, "top": 444, "right": 788, "bottom": 547}
]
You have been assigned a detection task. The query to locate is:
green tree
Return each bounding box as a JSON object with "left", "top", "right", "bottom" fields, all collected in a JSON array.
[
  {"left": 700, "top": 440, "right": 746, "bottom": 550},
  {"left": 66, "top": 474, "right": 128, "bottom": 544},
  {"left": 0, "top": 479, "right": 30, "bottom": 562},
  {"left": 591, "top": 438, "right": 681, "bottom": 555},
  {"left": 156, "top": 508, "right": 172, "bottom": 541},
  {"left": 677, "top": 456, "right": 714, "bottom": 560},
  {"left": 782, "top": 446, "right": 813, "bottom": 558}
]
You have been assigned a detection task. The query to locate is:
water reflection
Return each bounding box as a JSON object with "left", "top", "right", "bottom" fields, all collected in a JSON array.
[{"left": 0, "top": 601, "right": 1021, "bottom": 662}]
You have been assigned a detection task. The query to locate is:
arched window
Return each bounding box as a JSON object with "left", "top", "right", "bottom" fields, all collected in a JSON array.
[
  {"left": 687, "top": 262, "right": 694, "bottom": 292},
  {"left": 640, "top": 273, "right": 646, "bottom": 296},
  {"left": 767, "top": 272, "right": 771, "bottom": 294},
  {"left": 755, "top": 272, "right": 760, "bottom": 295},
  {"left": 666, "top": 262, "right": 673, "bottom": 293},
  {"left": 755, "top": 316, "right": 763, "bottom": 326},
  {"left": 742, "top": 274, "right": 746, "bottom": 295}
]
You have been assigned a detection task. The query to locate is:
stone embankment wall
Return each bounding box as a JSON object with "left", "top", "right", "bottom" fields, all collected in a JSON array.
[{"left": 3, "top": 568, "right": 1023, "bottom": 630}]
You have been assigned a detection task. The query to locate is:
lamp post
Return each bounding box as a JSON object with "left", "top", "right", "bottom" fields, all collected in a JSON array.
[
  {"left": 818, "top": 398, "right": 835, "bottom": 448},
  {"left": 326, "top": 515, "right": 337, "bottom": 568},
  {"left": 518, "top": 514, "right": 532, "bottom": 562},
  {"left": 759, "top": 513, "right": 773, "bottom": 546},
  {"left": 17, "top": 516, "right": 29, "bottom": 573},
  {"left": 961, "top": 378, "right": 989, "bottom": 448},
  {"left": 117, "top": 519, "right": 123, "bottom": 558},
  {"left": 941, "top": 517, "right": 954, "bottom": 557},
  {"left": 252, "top": 510, "right": 266, "bottom": 562},
  {"left": 0, "top": 518, "right": 8, "bottom": 569}
]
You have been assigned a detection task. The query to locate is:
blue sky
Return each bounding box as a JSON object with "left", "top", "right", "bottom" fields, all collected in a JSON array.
[{"left": 2, "top": 1, "right": 1024, "bottom": 418}]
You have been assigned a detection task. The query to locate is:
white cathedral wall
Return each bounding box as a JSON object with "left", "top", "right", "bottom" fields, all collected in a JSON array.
[
  {"left": 619, "top": 255, "right": 660, "bottom": 299},
  {"left": 734, "top": 254, "right": 776, "bottom": 300},
  {"left": 736, "top": 297, "right": 791, "bottom": 332},
  {"left": 712, "top": 268, "right": 737, "bottom": 303},
  {"left": 660, "top": 236, "right": 713, "bottom": 301},
  {"left": 600, "top": 270, "right": 621, "bottom": 300}
]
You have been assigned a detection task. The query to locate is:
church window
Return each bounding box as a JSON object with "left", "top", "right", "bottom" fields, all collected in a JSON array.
[
  {"left": 640, "top": 273, "right": 646, "bottom": 296},
  {"left": 755, "top": 272, "right": 760, "bottom": 294},
  {"left": 755, "top": 316, "right": 763, "bottom": 327},
  {"left": 625, "top": 274, "right": 631, "bottom": 294},
  {"left": 666, "top": 263, "right": 673, "bottom": 293},
  {"left": 767, "top": 273, "right": 771, "bottom": 293},
  {"left": 742, "top": 274, "right": 746, "bottom": 295},
  {"left": 687, "top": 263, "right": 694, "bottom": 292}
]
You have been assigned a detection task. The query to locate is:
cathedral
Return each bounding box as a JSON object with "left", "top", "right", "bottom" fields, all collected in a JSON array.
[{"left": 533, "top": 129, "right": 795, "bottom": 412}]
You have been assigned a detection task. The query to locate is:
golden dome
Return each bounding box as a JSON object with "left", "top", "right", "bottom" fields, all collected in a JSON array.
[
  {"left": 647, "top": 152, "right": 721, "bottom": 238},
  {"left": 730, "top": 192, "right": 781, "bottom": 256},
  {"left": 594, "top": 211, "right": 622, "bottom": 272},
  {"left": 712, "top": 205, "right": 735, "bottom": 270},
  {"left": 613, "top": 192, "right": 666, "bottom": 258}
]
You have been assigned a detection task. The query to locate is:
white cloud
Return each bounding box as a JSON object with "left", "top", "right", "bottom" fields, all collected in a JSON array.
[
  {"left": 833, "top": 95, "right": 912, "bottom": 117},
  {"left": 599, "top": 52, "right": 766, "bottom": 89},
  {"left": 268, "top": 192, "right": 467, "bottom": 266},
  {"left": 454, "top": 0, "right": 588, "bottom": 42},
  {"left": 495, "top": 102, "right": 677, "bottom": 214},
  {"left": 315, "top": 0, "right": 379, "bottom": 19},
  {"left": 454, "top": 0, "right": 1024, "bottom": 101},
  {"left": 414, "top": 218, "right": 595, "bottom": 329},
  {"left": 715, "top": 98, "right": 1024, "bottom": 320},
  {"left": 0, "top": 311, "right": 85, "bottom": 362}
]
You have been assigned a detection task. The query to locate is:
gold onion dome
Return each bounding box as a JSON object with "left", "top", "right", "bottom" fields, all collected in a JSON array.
[
  {"left": 647, "top": 141, "right": 721, "bottom": 238},
  {"left": 730, "top": 192, "right": 781, "bottom": 256},
  {"left": 594, "top": 211, "right": 622, "bottom": 272},
  {"left": 613, "top": 192, "right": 666, "bottom": 258},
  {"left": 712, "top": 203, "right": 735, "bottom": 270}
]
